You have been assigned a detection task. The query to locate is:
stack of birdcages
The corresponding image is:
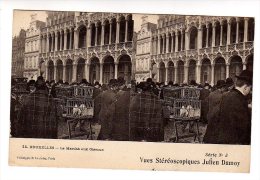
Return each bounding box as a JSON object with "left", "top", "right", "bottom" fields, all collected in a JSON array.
[
  {"left": 163, "top": 87, "right": 201, "bottom": 120},
  {"left": 63, "top": 85, "right": 94, "bottom": 118}
]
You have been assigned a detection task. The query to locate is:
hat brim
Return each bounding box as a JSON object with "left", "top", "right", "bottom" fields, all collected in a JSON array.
[{"left": 235, "top": 75, "right": 252, "bottom": 85}]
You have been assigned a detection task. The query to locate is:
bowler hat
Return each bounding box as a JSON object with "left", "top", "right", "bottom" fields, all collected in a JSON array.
[
  {"left": 216, "top": 80, "right": 226, "bottom": 89},
  {"left": 235, "top": 70, "right": 253, "bottom": 85}
]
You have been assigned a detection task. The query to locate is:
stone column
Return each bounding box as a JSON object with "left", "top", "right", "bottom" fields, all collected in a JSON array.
[
  {"left": 174, "top": 65, "right": 178, "bottom": 84},
  {"left": 51, "top": 33, "right": 54, "bottom": 52},
  {"left": 69, "top": 29, "right": 73, "bottom": 49},
  {"left": 196, "top": 64, "right": 201, "bottom": 84},
  {"left": 45, "top": 65, "right": 49, "bottom": 81},
  {"left": 175, "top": 31, "right": 178, "bottom": 52},
  {"left": 72, "top": 63, "right": 77, "bottom": 82},
  {"left": 85, "top": 26, "right": 88, "bottom": 48},
  {"left": 63, "top": 64, "right": 67, "bottom": 82},
  {"left": 60, "top": 31, "right": 63, "bottom": 50},
  {"left": 184, "top": 64, "right": 189, "bottom": 84},
  {"left": 212, "top": 24, "right": 216, "bottom": 47},
  {"left": 166, "top": 34, "right": 169, "bottom": 53},
  {"left": 157, "top": 35, "right": 161, "bottom": 54},
  {"left": 197, "top": 28, "right": 202, "bottom": 50},
  {"left": 220, "top": 23, "right": 223, "bottom": 46},
  {"left": 101, "top": 24, "right": 105, "bottom": 45},
  {"left": 206, "top": 25, "right": 209, "bottom": 48},
  {"left": 74, "top": 29, "right": 79, "bottom": 49},
  {"left": 87, "top": 26, "right": 91, "bottom": 47},
  {"left": 165, "top": 66, "right": 169, "bottom": 83},
  {"left": 95, "top": 26, "right": 98, "bottom": 46},
  {"left": 125, "top": 20, "right": 128, "bottom": 42},
  {"left": 244, "top": 18, "right": 248, "bottom": 42},
  {"left": 171, "top": 32, "right": 175, "bottom": 52},
  {"left": 185, "top": 31, "right": 189, "bottom": 50},
  {"left": 116, "top": 20, "right": 120, "bottom": 43},
  {"left": 227, "top": 22, "right": 231, "bottom": 45},
  {"left": 85, "top": 62, "right": 90, "bottom": 81},
  {"left": 181, "top": 31, "right": 184, "bottom": 50},
  {"left": 114, "top": 63, "right": 118, "bottom": 79},
  {"left": 46, "top": 34, "right": 49, "bottom": 52},
  {"left": 226, "top": 63, "right": 230, "bottom": 78},
  {"left": 99, "top": 63, "right": 103, "bottom": 84},
  {"left": 109, "top": 22, "right": 112, "bottom": 44},
  {"left": 211, "top": 64, "right": 215, "bottom": 86},
  {"left": 243, "top": 62, "right": 247, "bottom": 70},
  {"left": 54, "top": 64, "right": 57, "bottom": 82},
  {"left": 64, "top": 31, "right": 67, "bottom": 50},
  {"left": 162, "top": 35, "right": 165, "bottom": 53},
  {"left": 236, "top": 18, "right": 239, "bottom": 43},
  {"left": 157, "top": 64, "right": 160, "bottom": 82}
]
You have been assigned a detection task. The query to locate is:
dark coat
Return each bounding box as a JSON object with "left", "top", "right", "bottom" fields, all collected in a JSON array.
[
  {"left": 206, "top": 89, "right": 224, "bottom": 124},
  {"left": 93, "top": 87, "right": 102, "bottom": 122},
  {"left": 106, "top": 90, "right": 131, "bottom": 141},
  {"left": 17, "top": 89, "right": 58, "bottom": 139},
  {"left": 97, "top": 89, "right": 117, "bottom": 140},
  {"left": 204, "top": 89, "right": 251, "bottom": 145},
  {"left": 200, "top": 88, "right": 210, "bottom": 123}
]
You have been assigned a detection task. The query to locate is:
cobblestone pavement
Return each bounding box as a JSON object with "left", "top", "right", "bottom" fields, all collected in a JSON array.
[{"left": 58, "top": 118, "right": 207, "bottom": 143}]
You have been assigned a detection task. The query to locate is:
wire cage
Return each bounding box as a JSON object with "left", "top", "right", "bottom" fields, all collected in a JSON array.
[
  {"left": 55, "top": 86, "right": 74, "bottom": 99},
  {"left": 163, "top": 87, "right": 201, "bottom": 101},
  {"left": 171, "top": 98, "right": 201, "bottom": 121},
  {"left": 72, "top": 85, "right": 94, "bottom": 98},
  {"left": 12, "top": 82, "right": 29, "bottom": 95},
  {"left": 64, "top": 98, "right": 94, "bottom": 118}
]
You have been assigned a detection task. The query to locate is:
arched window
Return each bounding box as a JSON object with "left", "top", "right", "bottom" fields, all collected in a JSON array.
[
  {"left": 215, "top": 21, "right": 221, "bottom": 46},
  {"left": 78, "top": 26, "right": 87, "bottom": 48},
  {"left": 238, "top": 18, "right": 244, "bottom": 42},
  {"left": 248, "top": 18, "right": 255, "bottom": 41},
  {"left": 189, "top": 27, "right": 198, "bottom": 49},
  {"left": 230, "top": 18, "right": 237, "bottom": 44},
  {"left": 202, "top": 25, "right": 207, "bottom": 48}
]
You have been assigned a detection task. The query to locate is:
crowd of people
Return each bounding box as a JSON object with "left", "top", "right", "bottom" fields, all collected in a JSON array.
[{"left": 10, "top": 69, "right": 253, "bottom": 144}]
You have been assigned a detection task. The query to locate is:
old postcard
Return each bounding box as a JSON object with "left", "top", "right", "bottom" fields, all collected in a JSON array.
[{"left": 9, "top": 9, "right": 254, "bottom": 173}]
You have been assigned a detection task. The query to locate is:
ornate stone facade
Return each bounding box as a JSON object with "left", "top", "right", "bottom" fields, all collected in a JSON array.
[
  {"left": 39, "top": 12, "right": 134, "bottom": 84},
  {"left": 24, "top": 14, "right": 45, "bottom": 80},
  {"left": 148, "top": 15, "right": 254, "bottom": 85},
  {"left": 12, "top": 29, "right": 26, "bottom": 77},
  {"left": 135, "top": 16, "right": 157, "bottom": 82}
]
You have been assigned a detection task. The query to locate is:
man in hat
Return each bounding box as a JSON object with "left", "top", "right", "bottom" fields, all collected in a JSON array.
[
  {"left": 16, "top": 76, "right": 58, "bottom": 138},
  {"left": 204, "top": 70, "right": 252, "bottom": 144},
  {"left": 129, "top": 82, "right": 164, "bottom": 142},
  {"left": 200, "top": 83, "right": 210, "bottom": 123},
  {"left": 206, "top": 80, "right": 226, "bottom": 124},
  {"left": 97, "top": 79, "right": 118, "bottom": 140}
]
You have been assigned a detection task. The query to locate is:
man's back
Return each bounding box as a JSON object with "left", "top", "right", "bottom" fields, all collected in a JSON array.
[{"left": 17, "top": 90, "right": 58, "bottom": 139}]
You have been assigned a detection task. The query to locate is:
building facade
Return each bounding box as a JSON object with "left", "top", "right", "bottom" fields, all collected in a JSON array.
[
  {"left": 24, "top": 14, "right": 45, "bottom": 80},
  {"left": 39, "top": 12, "right": 134, "bottom": 84},
  {"left": 12, "top": 29, "right": 26, "bottom": 77},
  {"left": 147, "top": 15, "right": 254, "bottom": 85},
  {"left": 135, "top": 16, "right": 157, "bottom": 82}
]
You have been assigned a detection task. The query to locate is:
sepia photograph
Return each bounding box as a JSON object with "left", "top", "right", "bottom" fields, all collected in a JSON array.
[
  {"left": 10, "top": 10, "right": 254, "bottom": 145},
  {"left": 2, "top": 0, "right": 259, "bottom": 177}
]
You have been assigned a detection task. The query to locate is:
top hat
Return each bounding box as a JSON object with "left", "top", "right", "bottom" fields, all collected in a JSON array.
[{"left": 235, "top": 70, "right": 253, "bottom": 85}]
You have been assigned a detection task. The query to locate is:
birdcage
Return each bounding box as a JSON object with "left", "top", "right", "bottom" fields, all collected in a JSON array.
[
  {"left": 164, "top": 87, "right": 202, "bottom": 143},
  {"left": 72, "top": 85, "right": 94, "bottom": 98},
  {"left": 163, "top": 87, "right": 201, "bottom": 100},
  {"left": 55, "top": 86, "right": 74, "bottom": 99},
  {"left": 171, "top": 99, "right": 201, "bottom": 120},
  {"left": 64, "top": 98, "right": 94, "bottom": 118},
  {"left": 62, "top": 97, "right": 94, "bottom": 139}
]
